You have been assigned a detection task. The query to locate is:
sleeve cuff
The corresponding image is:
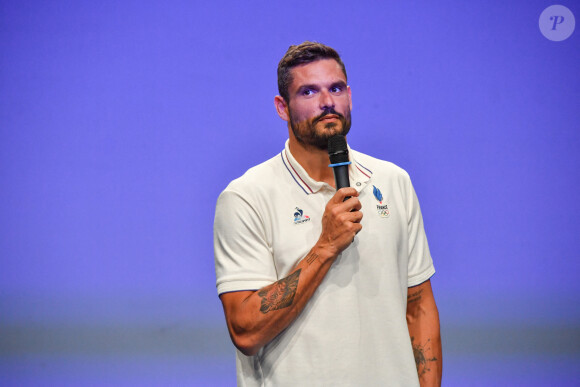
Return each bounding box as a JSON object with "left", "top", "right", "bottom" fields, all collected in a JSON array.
[
  {"left": 408, "top": 266, "right": 435, "bottom": 288},
  {"left": 217, "top": 280, "right": 274, "bottom": 296}
]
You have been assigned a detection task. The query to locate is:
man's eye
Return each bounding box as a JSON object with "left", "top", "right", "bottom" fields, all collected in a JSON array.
[
  {"left": 302, "top": 89, "right": 314, "bottom": 96},
  {"left": 331, "top": 86, "right": 343, "bottom": 93}
]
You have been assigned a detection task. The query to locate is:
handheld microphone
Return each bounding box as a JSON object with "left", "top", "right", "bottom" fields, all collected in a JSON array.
[{"left": 328, "top": 135, "right": 351, "bottom": 195}]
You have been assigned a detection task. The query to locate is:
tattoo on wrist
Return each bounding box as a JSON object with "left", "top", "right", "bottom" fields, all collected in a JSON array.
[
  {"left": 407, "top": 289, "right": 423, "bottom": 304},
  {"left": 411, "top": 336, "right": 438, "bottom": 377},
  {"left": 258, "top": 269, "right": 301, "bottom": 314},
  {"left": 306, "top": 252, "right": 319, "bottom": 265}
]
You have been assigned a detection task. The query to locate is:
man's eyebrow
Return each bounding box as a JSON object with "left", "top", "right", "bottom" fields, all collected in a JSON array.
[
  {"left": 296, "top": 84, "right": 320, "bottom": 92},
  {"left": 331, "top": 80, "right": 347, "bottom": 87},
  {"left": 296, "top": 81, "right": 347, "bottom": 93}
]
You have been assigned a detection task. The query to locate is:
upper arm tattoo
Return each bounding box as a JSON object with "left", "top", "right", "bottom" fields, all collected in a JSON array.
[
  {"left": 258, "top": 269, "right": 301, "bottom": 314},
  {"left": 407, "top": 288, "right": 423, "bottom": 304}
]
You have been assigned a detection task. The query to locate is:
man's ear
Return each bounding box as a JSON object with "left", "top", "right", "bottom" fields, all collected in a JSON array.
[
  {"left": 274, "top": 95, "right": 290, "bottom": 122},
  {"left": 347, "top": 85, "right": 352, "bottom": 111}
]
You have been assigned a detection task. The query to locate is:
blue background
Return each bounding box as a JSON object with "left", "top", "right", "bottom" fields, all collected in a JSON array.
[{"left": 1, "top": 1, "right": 579, "bottom": 385}]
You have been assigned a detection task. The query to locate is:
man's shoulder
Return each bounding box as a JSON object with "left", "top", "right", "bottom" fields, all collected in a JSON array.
[{"left": 221, "top": 151, "right": 283, "bottom": 196}]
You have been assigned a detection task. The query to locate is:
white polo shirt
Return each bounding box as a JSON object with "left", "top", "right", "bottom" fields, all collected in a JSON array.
[{"left": 214, "top": 140, "right": 435, "bottom": 386}]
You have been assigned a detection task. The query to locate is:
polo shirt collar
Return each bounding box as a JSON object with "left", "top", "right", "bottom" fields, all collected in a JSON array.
[{"left": 281, "top": 139, "right": 373, "bottom": 195}]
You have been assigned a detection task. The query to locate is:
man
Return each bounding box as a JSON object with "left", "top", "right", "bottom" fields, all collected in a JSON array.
[{"left": 214, "top": 41, "right": 442, "bottom": 386}]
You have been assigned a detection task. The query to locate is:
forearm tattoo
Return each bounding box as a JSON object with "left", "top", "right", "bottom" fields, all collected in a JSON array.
[
  {"left": 258, "top": 269, "right": 301, "bottom": 314},
  {"left": 411, "top": 336, "right": 438, "bottom": 377}
]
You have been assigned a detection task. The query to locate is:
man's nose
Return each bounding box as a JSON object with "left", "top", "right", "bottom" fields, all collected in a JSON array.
[{"left": 319, "top": 90, "right": 335, "bottom": 110}]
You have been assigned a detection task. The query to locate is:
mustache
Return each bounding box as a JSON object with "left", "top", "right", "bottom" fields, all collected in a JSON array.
[{"left": 314, "top": 108, "right": 344, "bottom": 123}]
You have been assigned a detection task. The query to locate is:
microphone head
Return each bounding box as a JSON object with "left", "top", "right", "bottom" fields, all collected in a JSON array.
[{"left": 328, "top": 135, "right": 349, "bottom": 164}]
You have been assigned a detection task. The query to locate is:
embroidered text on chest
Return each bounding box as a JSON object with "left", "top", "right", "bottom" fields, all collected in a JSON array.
[{"left": 373, "top": 185, "right": 390, "bottom": 218}]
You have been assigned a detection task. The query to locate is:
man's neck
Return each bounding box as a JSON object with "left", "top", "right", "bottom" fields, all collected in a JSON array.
[{"left": 288, "top": 136, "right": 336, "bottom": 188}]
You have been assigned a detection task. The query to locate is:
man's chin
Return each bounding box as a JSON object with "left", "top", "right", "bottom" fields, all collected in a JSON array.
[
  {"left": 320, "top": 123, "right": 351, "bottom": 139},
  {"left": 315, "top": 121, "right": 342, "bottom": 136},
  {"left": 290, "top": 118, "right": 350, "bottom": 150}
]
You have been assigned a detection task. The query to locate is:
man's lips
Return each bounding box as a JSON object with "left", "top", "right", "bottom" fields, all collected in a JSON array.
[{"left": 317, "top": 114, "right": 339, "bottom": 122}]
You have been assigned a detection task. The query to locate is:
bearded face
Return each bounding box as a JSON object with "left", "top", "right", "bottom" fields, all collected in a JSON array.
[
  {"left": 277, "top": 59, "right": 353, "bottom": 151},
  {"left": 288, "top": 106, "right": 351, "bottom": 150}
]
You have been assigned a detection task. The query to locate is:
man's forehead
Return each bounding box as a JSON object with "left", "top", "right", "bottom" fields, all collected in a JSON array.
[{"left": 289, "top": 59, "right": 346, "bottom": 87}]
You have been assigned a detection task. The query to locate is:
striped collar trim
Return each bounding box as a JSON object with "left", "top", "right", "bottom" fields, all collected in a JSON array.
[
  {"left": 281, "top": 150, "right": 314, "bottom": 195},
  {"left": 281, "top": 140, "right": 373, "bottom": 195},
  {"left": 355, "top": 159, "right": 372, "bottom": 179}
]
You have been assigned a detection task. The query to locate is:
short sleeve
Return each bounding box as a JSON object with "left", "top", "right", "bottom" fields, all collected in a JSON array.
[
  {"left": 405, "top": 177, "right": 435, "bottom": 287},
  {"left": 214, "top": 189, "right": 277, "bottom": 295}
]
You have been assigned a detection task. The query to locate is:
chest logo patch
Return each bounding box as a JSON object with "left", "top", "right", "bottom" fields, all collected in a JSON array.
[
  {"left": 373, "top": 185, "right": 390, "bottom": 218},
  {"left": 293, "top": 207, "right": 311, "bottom": 224}
]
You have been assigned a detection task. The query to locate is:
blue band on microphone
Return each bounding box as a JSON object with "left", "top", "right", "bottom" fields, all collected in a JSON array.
[{"left": 328, "top": 161, "right": 352, "bottom": 168}]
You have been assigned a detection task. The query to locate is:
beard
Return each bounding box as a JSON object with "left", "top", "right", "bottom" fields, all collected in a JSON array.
[{"left": 289, "top": 107, "right": 352, "bottom": 150}]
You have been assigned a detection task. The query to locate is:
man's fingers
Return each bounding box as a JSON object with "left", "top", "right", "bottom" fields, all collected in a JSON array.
[
  {"left": 337, "top": 204, "right": 363, "bottom": 228},
  {"left": 328, "top": 189, "right": 361, "bottom": 214},
  {"left": 347, "top": 208, "right": 363, "bottom": 223},
  {"left": 331, "top": 187, "right": 358, "bottom": 204},
  {"left": 319, "top": 187, "right": 364, "bottom": 255},
  {"left": 344, "top": 196, "right": 362, "bottom": 212}
]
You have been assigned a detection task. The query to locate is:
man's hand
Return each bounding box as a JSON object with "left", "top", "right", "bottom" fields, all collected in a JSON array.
[{"left": 316, "top": 187, "right": 363, "bottom": 260}]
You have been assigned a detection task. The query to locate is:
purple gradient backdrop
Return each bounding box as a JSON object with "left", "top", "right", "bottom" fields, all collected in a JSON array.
[{"left": 1, "top": 0, "right": 579, "bottom": 385}]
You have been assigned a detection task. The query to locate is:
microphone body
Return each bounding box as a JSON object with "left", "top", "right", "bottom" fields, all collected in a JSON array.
[
  {"left": 332, "top": 164, "right": 350, "bottom": 190},
  {"left": 328, "top": 135, "right": 351, "bottom": 197}
]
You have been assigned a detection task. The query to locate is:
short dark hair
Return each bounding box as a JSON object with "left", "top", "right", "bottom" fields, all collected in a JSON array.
[{"left": 277, "top": 41, "right": 347, "bottom": 103}]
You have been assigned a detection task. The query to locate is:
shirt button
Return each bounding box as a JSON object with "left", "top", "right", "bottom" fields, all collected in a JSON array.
[{"left": 356, "top": 182, "right": 361, "bottom": 186}]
